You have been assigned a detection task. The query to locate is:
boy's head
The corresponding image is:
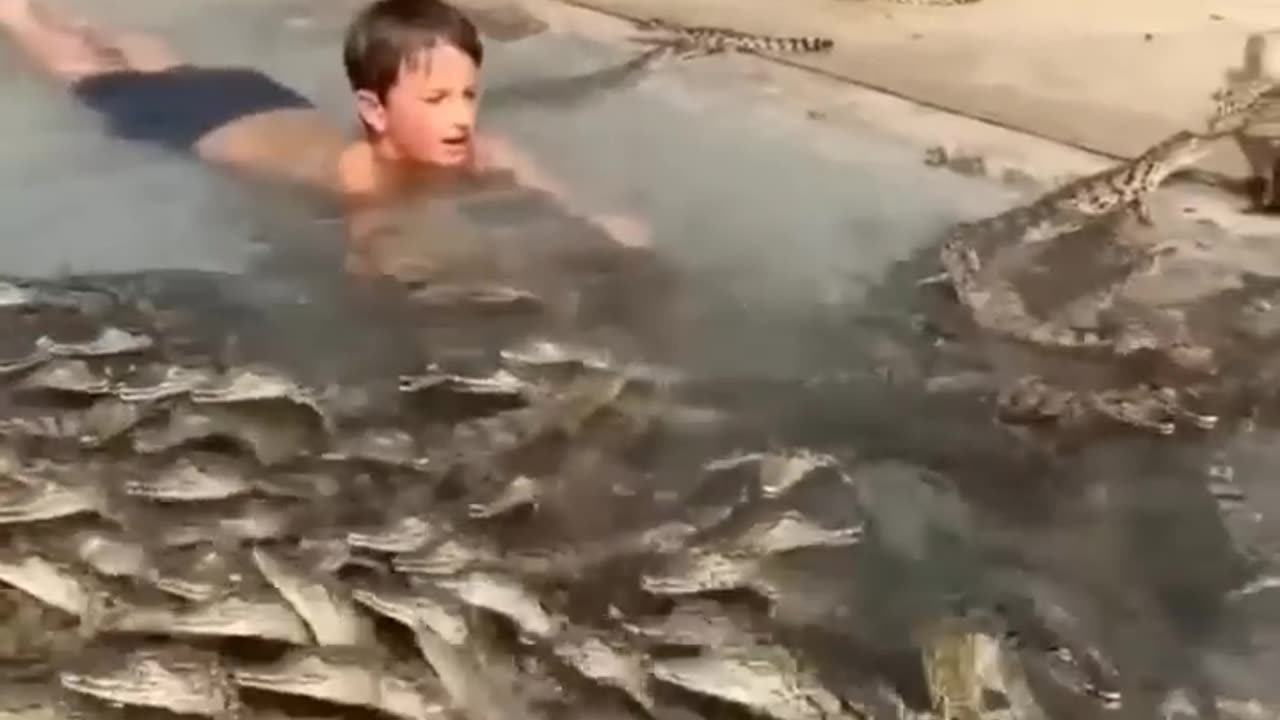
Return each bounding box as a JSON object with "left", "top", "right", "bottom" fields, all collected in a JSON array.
[{"left": 343, "top": 0, "right": 484, "bottom": 168}]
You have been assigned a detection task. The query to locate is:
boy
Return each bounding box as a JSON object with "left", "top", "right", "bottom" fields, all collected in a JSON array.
[{"left": 0, "top": 0, "right": 649, "bottom": 271}]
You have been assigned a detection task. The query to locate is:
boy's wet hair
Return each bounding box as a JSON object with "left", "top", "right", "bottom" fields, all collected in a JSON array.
[{"left": 343, "top": 0, "right": 484, "bottom": 100}]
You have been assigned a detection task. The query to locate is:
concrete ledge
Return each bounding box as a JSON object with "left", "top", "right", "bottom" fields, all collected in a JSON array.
[{"left": 547, "top": 0, "right": 1280, "bottom": 181}]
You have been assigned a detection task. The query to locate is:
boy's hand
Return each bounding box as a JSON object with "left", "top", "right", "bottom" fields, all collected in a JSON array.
[{"left": 592, "top": 212, "right": 652, "bottom": 249}]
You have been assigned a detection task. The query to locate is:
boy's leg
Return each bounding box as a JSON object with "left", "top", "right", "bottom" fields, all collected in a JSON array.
[
  {"left": 0, "top": 0, "right": 339, "bottom": 187},
  {"left": 0, "top": 0, "right": 178, "bottom": 82}
]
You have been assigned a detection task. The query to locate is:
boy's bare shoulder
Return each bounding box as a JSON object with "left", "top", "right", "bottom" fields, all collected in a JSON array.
[{"left": 194, "top": 107, "right": 348, "bottom": 191}]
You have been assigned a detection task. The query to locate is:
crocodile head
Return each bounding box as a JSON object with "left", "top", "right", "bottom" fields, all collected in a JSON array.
[{"left": 60, "top": 647, "right": 235, "bottom": 717}]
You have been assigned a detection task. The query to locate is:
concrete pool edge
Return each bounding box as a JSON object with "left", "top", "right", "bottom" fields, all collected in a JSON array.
[{"left": 525, "top": 0, "right": 1279, "bottom": 189}]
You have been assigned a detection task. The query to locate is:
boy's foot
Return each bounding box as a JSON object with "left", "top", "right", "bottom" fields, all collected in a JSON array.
[{"left": 0, "top": 0, "right": 35, "bottom": 28}]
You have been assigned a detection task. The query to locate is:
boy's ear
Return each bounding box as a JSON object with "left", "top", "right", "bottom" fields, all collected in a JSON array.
[{"left": 354, "top": 89, "right": 388, "bottom": 134}]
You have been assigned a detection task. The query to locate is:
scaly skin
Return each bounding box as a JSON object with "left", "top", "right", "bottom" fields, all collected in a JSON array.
[
  {"left": 939, "top": 129, "right": 1218, "bottom": 352},
  {"left": 628, "top": 17, "right": 833, "bottom": 60}
]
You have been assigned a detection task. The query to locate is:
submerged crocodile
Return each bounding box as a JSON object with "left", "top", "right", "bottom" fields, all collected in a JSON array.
[{"left": 2, "top": 267, "right": 1265, "bottom": 720}]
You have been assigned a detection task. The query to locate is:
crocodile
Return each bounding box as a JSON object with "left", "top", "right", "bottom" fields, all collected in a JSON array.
[
  {"left": 611, "top": 598, "right": 761, "bottom": 649},
  {"left": 627, "top": 17, "right": 833, "bottom": 61},
  {"left": 15, "top": 360, "right": 114, "bottom": 396},
  {"left": 59, "top": 646, "right": 240, "bottom": 719},
  {"left": 0, "top": 547, "right": 107, "bottom": 624},
  {"left": 122, "top": 452, "right": 257, "bottom": 503},
  {"left": 916, "top": 612, "right": 1051, "bottom": 720},
  {"left": 938, "top": 128, "right": 1220, "bottom": 353},
  {"left": 129, "top": 399, "right": 320, "bottom": 466},
  {"left": 354, "top": 580, "right": 545, "bottom": 720},
  {"left": 995, "top": 375, "right": 1219, "bottom": 436},
  {"left": 111, "top": 362, "right": 220, "bottom": 402},
  {"left": 347, "top": 514, "right": 448, "bottom": 554},
  {"left": 249, "top": 544, "right": 376, "bottom": 647},
  {"left": 0, "top": 467, "right": 112, "bottom": 525},
  {"left": 351, "top": 580, "right": 473, "bottom": 646},
  {"left": 189, "top": 365, "right": 338, "bottom": 434},
  {"left": 321, "top": 425, "right": 427, "bottom": 469},
  {"left": 99, "top": 585, "right": 313, "bottom": 645},
  {"left": 431, "top": 570, "right": 565, "bottom": 640},
  {"left": 148, "top": 545, "right": 256, "bottom": 602},
  {"left": 36, "top": 327, "right": 153, "bottom": 359},
  {"left": 548, "top": 627, "right": 657, "bottom": 713},
  {"left": 643, "top": 503, "right": 863, "bottom": 590},
  {"left": 230, "top": 646, "right": 448, "bottom": 720},
  {"left": 649, "top": 642, "right": 858, "bottom": 720},
  {"left": 1213, "top": 62, "right": 1280, "bottom": 207}
]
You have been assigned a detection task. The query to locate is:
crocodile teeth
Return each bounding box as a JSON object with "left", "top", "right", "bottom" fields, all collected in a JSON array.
[
  {"left": 468, "top": 474, "right": 540, "bottom": 519},
  {"left": 251, "top": 545, "right": 375, "bottom": 647},
  {"left": 729, "top": 510, "right": 864, "bottom": 555},
  {"left": 72, "top": 529, "right": 152, "bottom": 579},
  {"left": 0, "top": 348, "right": 50, "bottom": 376},
  {"left": 322, "top": 426, "right": 425, "bottom": 468},
  {"left": 650, "top": 645, "right": 852, "bottom": 720},
  {"left": 0, "top": 551, "right": 98, "bottom": 617},
  {"left": 124, "top": 453, "right": 255, "bottom": 502},
  {"left": 551, "top": 630, "right": 655, "bottom": 711},
  {"left": 190, "top": 366, "right": 311, "bottom": 404},
  {"left": 406, "top": 282, "right": 543, "bottom": 309},
  {"left": 398, "top": 366, "right": 530, "bottom": 396},
  {"left": 757, "top": 450, "right": 846, "bottom": 499},
  {"left": 36, "top": 327, "right": 153, "bottom": 358},
  {"left": 131, "top": 401, "right": 315, "bottom": 466},
  {"left": 614, "top": 598, "right": 759, "bottom": 647},
  {"left": 353, "top": 581, "right": 471, "bottom": 646},
  {"left": 0, "top": 476, "right": 102, "bottom": 524},
  {"left": 148, "top": 497, "right": 302, "bottom": 547},
  {"left": 347, "top": 515, "right": 445, "bottom": 554},
  {"left": 16, "top": 359, "right": 112, "bottom": 394},
  {"left": 60, "top": 647, "right": 236, "bottom": 717},
  {"left": 0, "top": 397, "right": 150, "bottom": 446},
  {"left": 641, "top": 550, "right": 763, "bottom": 597},
  {"left": 702, "top": 449, "right": 845, "bottom": 500},
  {"left": 231, "top": 647, "right": 447, "bottom": 720},
  {"left": 499, "top": 338, "right": 613, "bottom": 370},
  {"left": 393, "top": 536, "right": 503, "bottom": 576},
  {"left": 433, "top": 570, "right": 562, "bottom": 640},
  {"left": 189, "top": 367, "right": 332, "bottom": 432},
  {"left": 101, "top": 591, "right": 312, "bottom": 644},
  {"left": 114, "top": 364, "right": 219, "bottom": 401},
  {"left": 150, "top": 546, "right": 251, "bottom": 602},
  {"left": 78, "top": 397, "right": 154, "bottom": 446}
]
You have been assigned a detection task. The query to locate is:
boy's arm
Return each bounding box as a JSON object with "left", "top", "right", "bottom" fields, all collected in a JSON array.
[{"left": 476, "top": 134, "right": 652, "bottom": 249}]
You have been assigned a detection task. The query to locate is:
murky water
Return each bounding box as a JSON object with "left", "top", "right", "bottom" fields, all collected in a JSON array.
[{"left": 2, "top": 0, "right": 1278, "bottom": 717}]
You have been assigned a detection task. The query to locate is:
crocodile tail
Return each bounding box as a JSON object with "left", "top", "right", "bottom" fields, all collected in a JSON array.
[
  {"left": 703, "top": 33, "right": 833, "bottom": 54},
  {"left": 756, "top": 35, "right": 834, "bottom": 54}
]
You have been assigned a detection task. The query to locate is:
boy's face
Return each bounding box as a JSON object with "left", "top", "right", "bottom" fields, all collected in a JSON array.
[{"left": 358, "top": 43, "right": 479, "bottom": 168}]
